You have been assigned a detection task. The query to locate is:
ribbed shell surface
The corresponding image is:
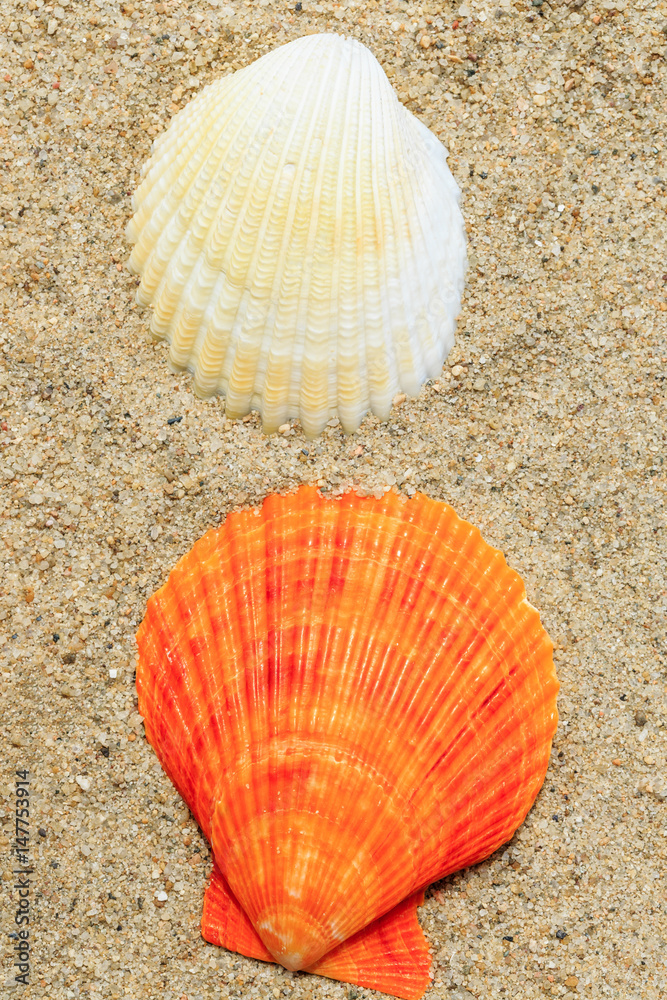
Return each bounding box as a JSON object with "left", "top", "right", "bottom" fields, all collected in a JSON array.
[
  {"left": 126, "top": 34, "right": 466, "bottom": 437},
  {"left": 136, "top": 487, "right": 558, "bottom": 993}
]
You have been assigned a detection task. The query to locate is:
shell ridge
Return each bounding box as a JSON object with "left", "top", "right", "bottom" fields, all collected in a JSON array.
[
  {"left": 213, "top": 512, "right": 273, "bottom": 922},
  {"left": 174, "top": 545, "right": 238, "bottom": 831},
  {"left": 401, "top": 114, "right": 465, "bottom": 385},
  {"left": 214, "top": 494, "right": 342, "bottom": 960},
  {"left": 299, "top": 40, "right": 364, "bottom": 435},
  {"left": 395, "top": 115, "right": 447, "bottom": 390},
  {"left": 315, "top": 505, "right": 424, "bottom": 928},
  {"left": 129, "top": 74, "right": 264, "bottom": 276},
  {"left": 146, "top": 75, "right": 231, "bottom": 166},
  {"left": 296, "top": 499, "right": 389, "bottom": 939},
  {"left": 265, "top": 496, "right": 298, "bottom": 937},
  {"left": 138, "top": 585, "right": 215, "bottom": 831},
  {"left": 207, "top": 517, "right": 252, "bottom": 766},
  {"left": 148, "top": 592, "right": 209, "bottom": 815},
  {"left": 381, "top": 111, "right": 429, "bottom": 393},
  {"left": 249, "top": 498, "right": 415, "bottom": 955},
  {"left": 307, "top": 890, "right": 431, "bottom": 1000},
  {"left": 348, "top": 45, "right": 379, "bottom": 430},
  {"left": 346, "top": 505, "right": 447, "bottom": 740},
  {"left": 373, "top": 95, "right": 422, "bottom": 400},
  {"left": 202, "top": 863, "right": 274, "bottom": 961},
  {"left": 260, "top": 39, "right": 355, "bottom": 433},
  {"left": 296, "top": 495, "right": 338, "bottom": 737},
  {"left": 375, "top": 68, "right": 427, "bottom": 409},
  {"left": 133, "top": 55, "right": 304, "bottom": 365},
  {"left": 407, "top": 127, "right": 460, "bottom": 374},
  {"left": 247, "top": 42, "right": 353, "bottom": 432},
  {"left": 307, "top": 38, "right": 367, "bottom": 434},
  {"left": 211, "top": 59, "right": 323, "bottom": 412},
  {"left": 132, "top": 80, "right": 232, "bottom": 218},
  {"left": 329, "top": 41, "right": 371, "bottom": 431},
  {"left": 147, "top": 102, "right": 285, "bottom": 357},
  {"left": 362, "top": 61, "right": 403, "bottom": 416},
  {"left": 179, "top": 552, "right": 220, "bottom": 830}
]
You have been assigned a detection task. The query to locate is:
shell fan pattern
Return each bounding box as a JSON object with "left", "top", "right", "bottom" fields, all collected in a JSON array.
[
  {"left": 136, "top": 487, "right": 558, "bottom": 1000},
  {"left": 126, "top": 34, "right": 466, "bottom": 437}
]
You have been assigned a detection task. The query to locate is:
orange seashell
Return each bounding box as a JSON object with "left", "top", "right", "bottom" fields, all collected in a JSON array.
[{"left": 137, "top": 486, "right": 558, "bottom": 999}]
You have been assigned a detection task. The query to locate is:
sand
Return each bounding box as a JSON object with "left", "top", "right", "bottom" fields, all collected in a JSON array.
[{"left": 0, "top": 0, "right": 666, "bottom": 999}]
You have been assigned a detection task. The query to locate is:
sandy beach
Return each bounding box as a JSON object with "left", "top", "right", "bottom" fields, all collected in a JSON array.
[{"left": 1, "top": 1, "right": 666, "bottom": 999}]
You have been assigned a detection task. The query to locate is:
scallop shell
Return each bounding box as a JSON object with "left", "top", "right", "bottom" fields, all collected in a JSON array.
[
  {"left": 136, "top": 487, "right": 558, "bottom": 999},
  {"left": 126, "top": 34, "right": 466, "bottom": 437}
]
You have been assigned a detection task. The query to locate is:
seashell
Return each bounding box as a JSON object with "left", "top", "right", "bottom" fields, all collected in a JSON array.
[
  {"left": 126, "top": 34, "right": 466, "bottom": 438},
  {"left": 136, "top": 486, "right": 558, "bottom": 999}
]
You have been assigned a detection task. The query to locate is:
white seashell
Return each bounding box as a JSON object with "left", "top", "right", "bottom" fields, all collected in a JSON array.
[{"left": 126, "top": 34, "right": 466, "bottom": 438}]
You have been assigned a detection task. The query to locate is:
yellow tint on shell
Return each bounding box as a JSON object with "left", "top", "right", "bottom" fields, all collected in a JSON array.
[{"left": 126, "top": 34, "right": 466, "bottom": 437}]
